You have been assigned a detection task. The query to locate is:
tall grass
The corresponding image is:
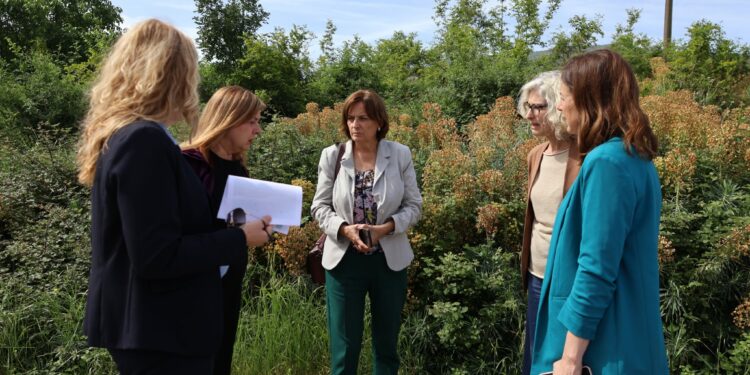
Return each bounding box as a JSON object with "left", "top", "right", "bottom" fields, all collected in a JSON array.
[
  {"left": 232, "top": 266, "right": 329, "bottom": 374},
  {"left": 0, "top": 272, "right": 116, "bottom": 374},
  {"left": 232, "top": 261, "right": 432, "bottom": 374}
]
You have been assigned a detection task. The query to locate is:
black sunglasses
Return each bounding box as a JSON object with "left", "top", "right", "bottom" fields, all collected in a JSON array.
[
  {"left": 226, "top": 207, "right": 274, "bottom": 244},
  {"left": 226, "top": 208, "right": 246, "bottom": 228}
]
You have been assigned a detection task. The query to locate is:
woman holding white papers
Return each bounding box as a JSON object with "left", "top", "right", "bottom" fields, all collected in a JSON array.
[
  {"left": 182, "top": 85, "right": 272, "bottom": 375},
  {"left": 311, "top": 89, "right": 423, "bottom": 374},
  {"left": 78, "top": 21, "right": 271, "bottom": 374}
]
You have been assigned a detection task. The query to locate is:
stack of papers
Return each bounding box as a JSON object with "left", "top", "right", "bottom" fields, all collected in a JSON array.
[{"left": 217, "top": 176, "right": 303, "bottom": 234}]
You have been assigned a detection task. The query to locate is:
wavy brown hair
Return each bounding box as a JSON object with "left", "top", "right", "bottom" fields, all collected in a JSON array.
[
  {"left": 76, "top": 19, "right": 200, "bottom": 186},
  {"left": 561, "top": 49, "right": 658, "bottom": 159},
  {"left": 340, "top": 90, "right": 389, "bottom": 140},
  {"left": 182, "top": 86, "right": 266, "bottom": 163}
]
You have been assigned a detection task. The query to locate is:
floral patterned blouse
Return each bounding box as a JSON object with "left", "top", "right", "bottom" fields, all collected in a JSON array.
[{"left": 353, "top": 169, "right": 382, "bottom": 254}]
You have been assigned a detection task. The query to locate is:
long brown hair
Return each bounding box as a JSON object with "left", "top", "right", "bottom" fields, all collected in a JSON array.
[
  {"left": 182, "top": 86, "right": 266, "bottom": 163},
  {"left": 561, "top": 49, "right": 658, "bottom": 159},
  {"left": 77, "top": 19, "right": 200, "bottom": 186}
]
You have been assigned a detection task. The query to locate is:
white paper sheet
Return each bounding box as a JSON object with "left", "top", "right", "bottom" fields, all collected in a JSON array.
[{"left": 217, "top": 176, "right": 302, "bottom": 233}]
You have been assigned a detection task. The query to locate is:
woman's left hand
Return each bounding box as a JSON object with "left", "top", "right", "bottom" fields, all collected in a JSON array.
[
  {"left": 553, "top": 331, "right": 589, "bottom": 374},
  {"left": 552, "top": 357, "right": 583, "bottom": 375},
  {"left": 365, "top": 219, "right": 395, "bottom": 246}
]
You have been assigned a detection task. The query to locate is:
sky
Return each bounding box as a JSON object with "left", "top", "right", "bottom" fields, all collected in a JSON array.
[{"left": 111, "top": 0, "right": 749, "bottom": 58}]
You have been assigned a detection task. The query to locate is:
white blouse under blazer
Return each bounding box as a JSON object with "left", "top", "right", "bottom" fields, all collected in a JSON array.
[{"left": 311, "top": 140, "right": 422, "bottom": 271}]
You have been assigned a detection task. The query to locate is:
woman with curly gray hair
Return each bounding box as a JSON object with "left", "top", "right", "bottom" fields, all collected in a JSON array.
[{"left": 517, "top": 70, "right": 580, "bottom": 375}]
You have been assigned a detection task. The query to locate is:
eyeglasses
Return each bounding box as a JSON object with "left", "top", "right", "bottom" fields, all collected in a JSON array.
[{"left": 523, "top": 102, "right": 548, "bottom": 115}]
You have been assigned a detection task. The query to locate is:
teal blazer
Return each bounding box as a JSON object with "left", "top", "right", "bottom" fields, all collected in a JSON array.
[{"left": 531, "top": 138, "right": 669, "bottom": 374}]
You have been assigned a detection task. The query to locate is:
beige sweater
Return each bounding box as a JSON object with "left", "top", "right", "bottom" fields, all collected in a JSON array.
[{"left": 528, "top": 149, "right": 569, "bottom": 278}]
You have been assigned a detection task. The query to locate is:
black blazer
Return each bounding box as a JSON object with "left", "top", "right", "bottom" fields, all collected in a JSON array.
[{"left": 84, "top": 121, "right": 247, "bottom": 355}]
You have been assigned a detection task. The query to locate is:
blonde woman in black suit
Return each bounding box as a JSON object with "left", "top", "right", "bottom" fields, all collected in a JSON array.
[{"left": 77, "top": 19, "right": 271, "bottom": 374}]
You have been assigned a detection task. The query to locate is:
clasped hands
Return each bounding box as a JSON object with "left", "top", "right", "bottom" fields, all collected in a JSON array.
[{"left": 339, "top": 220, "right": 395, "bottom": 253}]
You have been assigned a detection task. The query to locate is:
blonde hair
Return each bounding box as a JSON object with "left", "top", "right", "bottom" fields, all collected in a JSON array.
[
  {"left": 76, "top": 19, "right": 200, "bottom": 186},
  {"left": 517, "top": 70, "right": 571, "bottom": 141},
  {"left": 182, "top": 86, "right": 266, "bottom": 163}
]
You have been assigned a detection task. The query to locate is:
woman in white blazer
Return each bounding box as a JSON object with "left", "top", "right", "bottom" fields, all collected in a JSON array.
[{"left": 311, "top": 89, "right": 422, "bottom": 375}]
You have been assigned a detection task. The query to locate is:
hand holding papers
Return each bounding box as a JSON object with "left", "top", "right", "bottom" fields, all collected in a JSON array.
[{"left": 217, "top": 176, "right": 303, "bottom": 235}]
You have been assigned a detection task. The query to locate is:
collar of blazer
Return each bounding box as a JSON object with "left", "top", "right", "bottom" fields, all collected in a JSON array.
[{"left": 339, "top": 139, "right": 392, "bottom": 186}]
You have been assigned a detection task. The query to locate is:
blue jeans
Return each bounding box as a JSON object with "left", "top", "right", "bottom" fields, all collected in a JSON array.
[{"left": 523, "top": 272, "right": 543, "bottom": 375}]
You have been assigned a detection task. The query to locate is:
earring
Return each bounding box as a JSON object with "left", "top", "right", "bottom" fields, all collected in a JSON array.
[{"left": 378, "top": 127, "right": 381, "bottom": 131}]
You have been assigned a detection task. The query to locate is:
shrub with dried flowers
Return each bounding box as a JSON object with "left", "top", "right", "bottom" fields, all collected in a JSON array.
[
  {"left": 733, "top": 298, "right": 750, "bottom": 330},
  {"left": 268, "top": 222, "right": 322, "bottom": 277},
  {"left": 658, "top": 234, "right": 676, "bottom": 265},
  {"left": 290, "top": 178, "right": 316, "bottom": 221}
]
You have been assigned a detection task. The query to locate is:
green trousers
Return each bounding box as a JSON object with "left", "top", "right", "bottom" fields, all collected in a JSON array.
[{"left": 325, "top": 250, "right": 408, "bottom": 375}]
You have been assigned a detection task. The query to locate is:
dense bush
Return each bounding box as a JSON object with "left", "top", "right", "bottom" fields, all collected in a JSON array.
[
  {"left": 246, "top": 82, "right": 749, "bottom": 372},
  {"left": 0, "top": 50, "right": 89, "bottom": 141},
  {"left": 2, "top": 1, "right": 749, "bottom": 373},
  {"left": 0, "top": 130, "right": 114, "bottom": 373},
  {"left": 2, "top": 90, "right": 748, "bottom": 374}
]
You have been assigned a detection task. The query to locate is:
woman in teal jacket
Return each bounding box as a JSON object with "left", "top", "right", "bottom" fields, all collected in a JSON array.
[{"left": 531, "top": 49, "right": 669, "bottom": 374}]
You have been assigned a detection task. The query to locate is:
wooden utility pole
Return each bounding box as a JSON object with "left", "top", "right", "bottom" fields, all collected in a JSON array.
[{"left": 664, "top": 0, "right": 673, "bottom": 50}]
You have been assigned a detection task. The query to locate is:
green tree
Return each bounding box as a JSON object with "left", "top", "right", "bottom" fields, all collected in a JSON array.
[
  {"left": 0, "top": 0, "right": 122, "bottom": 64},
  {"left": 231, "top": 26, "right": 314, "bottom": 116},
  {"left": 423, "top": 0, "right": 561, "bottom": 125},
  {"left": 609, "top": 9, "right": 659, "bottom": 78},
  {"left": 0, "top": 49, "right": 88, "bottom": 141},
  {"left": 372, "top": 31, "right": 427, "bottom": 105},
  {"left": 668, "top": 20, "right": 750, "bottom": 107},
  {"left": 548, "top": 14, "right": 604, "bottom": 64},
  {"left": 308, "top": 36, "right": 382, "bottom": 108},
  {"left": 318, "top": 19, "right": 337, "bottom": 65},
  {"left": 510, "top": 0, "right": 562, "bottom": 54},
  {"left": 194, "top": 0, "right": 269, "bottom": 68}
]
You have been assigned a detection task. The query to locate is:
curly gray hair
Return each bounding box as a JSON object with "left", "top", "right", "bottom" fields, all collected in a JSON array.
[{"left": 517, "top": 70, "right": 571, "bottom": 141}]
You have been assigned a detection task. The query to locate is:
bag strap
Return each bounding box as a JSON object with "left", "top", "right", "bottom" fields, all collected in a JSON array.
[{"left": 333, "top": 142, "right": 345, "bottom": 183}]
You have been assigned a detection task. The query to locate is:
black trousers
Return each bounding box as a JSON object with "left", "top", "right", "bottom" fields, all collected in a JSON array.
[
  {"left": 109, "top": 349, "right": 213, "bottom": 375},
  {"left": 214, "top": 258, "right": 247, "bottom": 375},
  {"left": 110, "top": 259, "right": 247, "bottom": 375}
]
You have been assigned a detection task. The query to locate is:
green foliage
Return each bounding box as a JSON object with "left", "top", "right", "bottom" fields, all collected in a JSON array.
[
  {"left": 0, "top": 128, "right": 88, "bottom": 287},
  {"left": 668, "top": 20, "right": 750, "bottom": 107},
  {"left": 423, "top": 0, "right": 563, "bottom": 125},
  {"left": 231, "top": 26, "right": 314, "bottom": 116},
  {"left": 0, "top": 0, "right": 122, "bottom": 65},
  {"left": 247, "top": 120, "right": 339, "bottom": 184},
  {"left": 232, "top": 268, "right": 329, "bottom": 374},
  {"left": 423, "top": 22, "right": 502, "bottom": 124},
  {"left": 722, "top": 332, "right": 750, "bottom": 374},
  {"left": 0, "top": 130, "right": 115, "bottom": 373},
  {"left": 548, "top": 14, "right": 604, "bottom": 64},
  {"left": 609, "top": 9, "right": 660, "bottom": 78},
  {"left": 0, "top": 50, "right": 89, "bottom": 140},
  {"left": 510, "top": 0, "right": 562, "bottom": 51},
  {"left": 2, "top": 2, "right": 750, "bottom": 373},
  {"left": 194, "top": 0, "right": 269, "bottom": 69},
  {"left": 419, "top": 243, "right": 524, "bottom": 374},
  {"left": 371, "top": 32, "right": 427, "bottom": 106},
  {"left": 0, "top": 277, "right": 117, "bottom": 374},
  {"left": 308, "top": 36, "right": 383, "bottom": 108}
]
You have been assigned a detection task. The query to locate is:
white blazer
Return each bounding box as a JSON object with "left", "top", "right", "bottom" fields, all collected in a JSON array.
[{"left": 311, "top": 140, "right": 422, "bottom": 271}]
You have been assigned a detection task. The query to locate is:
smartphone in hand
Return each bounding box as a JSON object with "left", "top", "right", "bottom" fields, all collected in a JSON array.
[{"left": 359, "top": 228, "right": 372, "bottom": 247}]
